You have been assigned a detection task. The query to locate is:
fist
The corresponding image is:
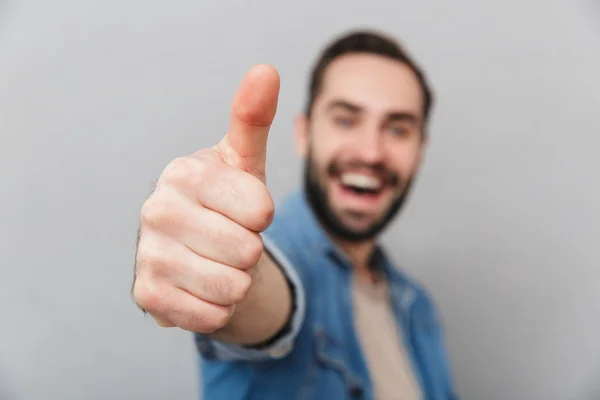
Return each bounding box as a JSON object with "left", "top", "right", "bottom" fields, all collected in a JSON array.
[{"left": 133, "top": 65, "right": 280, "bottom": 333}]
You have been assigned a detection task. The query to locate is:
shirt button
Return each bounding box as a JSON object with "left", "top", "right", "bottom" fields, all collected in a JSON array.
[{"left": 349, "top": 386, "right": 363, "bottom": 399}]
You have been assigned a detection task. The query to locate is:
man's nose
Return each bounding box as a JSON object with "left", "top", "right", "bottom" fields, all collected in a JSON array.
[{"left": 355, "top": 128, "right": 385, "bottom": 164}]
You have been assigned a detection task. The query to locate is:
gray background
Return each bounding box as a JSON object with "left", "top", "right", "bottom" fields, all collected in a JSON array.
[{"left": 1, "top": 1, "right": 599, "bottom": 399}]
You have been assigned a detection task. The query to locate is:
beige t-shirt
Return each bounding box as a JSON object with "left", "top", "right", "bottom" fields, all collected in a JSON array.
[{"left": 352, "top": 274, "right": 422, "bottom": 400}]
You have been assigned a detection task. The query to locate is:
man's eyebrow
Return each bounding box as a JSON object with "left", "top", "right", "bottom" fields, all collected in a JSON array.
[
  {"left": 326, "top": 99, "right": 363, "bottom": 113},
  {"left": 325, "top": 99, "right": 421, "bottom": 125},
  {"left": 387, "top": 112, "right": 420, "bottom": 124}
]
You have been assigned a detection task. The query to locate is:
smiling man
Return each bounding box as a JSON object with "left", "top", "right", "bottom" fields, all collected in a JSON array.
[{"left": 133, "top": 30, "right": 459, "bottom": 400}]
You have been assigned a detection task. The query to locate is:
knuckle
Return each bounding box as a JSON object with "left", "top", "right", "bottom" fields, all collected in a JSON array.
[
  {"left": 136, "top": 235, "right": 181, "bottom": 281},
  {"left": 202, "top": 270, "right": 251, "bottom": 305},
  {"left": 178, "top": 313, "right": 206, "bottom": 332},
  {"left": 203, "top": 274, "right": 234, "bottom": 302},
  {"left": 133, "top": 281, "right": 160, "bottom": 313},
  {"left": 139, "top": 197, "right": 155, "bottom": 226},
  {"left": 135, "top": 236, "right": 158, "bottom": 265},
  {"left": 139, "top": 194, "right": 166, "bottom": 228},
  {"left": 253, "top": 193, "right": 275, "bottom": 231},
  {"left": 139, "top": 191, "right": 181, "bottom": 230},
  {"left": 161, "top": 156, "right": 207, "bottom": 188},
  {"left": 238, "top": 233, "right": 264, "bottom": 269},
  {"left": 136, "top": 236, "right": 179, "bottom": 278},
  {"left": 199, "top": 319, "right": 221, "bottom": 334},
  {"left": 242, "top": 183, "right": 274, "bottom": 231},
  {"left": 230, "top": 272, "right": 252, "bottom": 304},
  {"left": 225, "top": 173, "right": 274, "bottom": 231},
  {"left": 184, "top": 308, "right": 229, "bottom": 333},
  {"left": 242, "top": 182, "right": 275, "bottom": 231},
  {"left": 141, "top": 247, "right": 177, "bottom": 279},
  {"left": 209, "top": 307, "right": 235, "bottom": 332}
]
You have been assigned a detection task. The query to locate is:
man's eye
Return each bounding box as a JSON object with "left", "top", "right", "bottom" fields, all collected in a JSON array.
[
  {"left": 335, "top": 117, "right": 354, "bottom": 127},
  {"left": 390, "top": 126, "right": 410, "bottom": 136}
]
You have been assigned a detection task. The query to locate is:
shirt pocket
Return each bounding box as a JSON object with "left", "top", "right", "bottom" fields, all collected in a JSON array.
[{"left": 299, "top": 325, "right": 366, "bottom": 400}]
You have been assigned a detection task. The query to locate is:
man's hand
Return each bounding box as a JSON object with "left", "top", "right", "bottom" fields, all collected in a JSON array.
[{"left": 133, "top": 65, "right": 280, "bottom": 334}]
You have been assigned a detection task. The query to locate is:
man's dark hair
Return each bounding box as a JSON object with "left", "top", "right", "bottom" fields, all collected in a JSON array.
[{"left": 305, "top": 30, "right": 434, "bottom": 127}]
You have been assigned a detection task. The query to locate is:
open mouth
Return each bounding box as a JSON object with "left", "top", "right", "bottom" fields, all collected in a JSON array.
[{"left": 339, "top": 172, "right": 384, "bottom": 196}]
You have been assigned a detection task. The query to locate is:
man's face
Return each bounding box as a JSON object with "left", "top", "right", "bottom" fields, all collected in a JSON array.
[{"left": 297, "top": 53, "right": 426, "bottom": 242}]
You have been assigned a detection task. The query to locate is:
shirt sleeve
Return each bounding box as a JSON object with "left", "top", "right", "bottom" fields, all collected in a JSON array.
[{"left": 194, "top": 233, "right": 307, "bottom": 361}]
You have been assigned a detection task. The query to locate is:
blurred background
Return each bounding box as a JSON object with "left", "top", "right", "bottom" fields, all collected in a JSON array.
[{"left": 1, "top": 1, "right": 599, "bottom": 399}]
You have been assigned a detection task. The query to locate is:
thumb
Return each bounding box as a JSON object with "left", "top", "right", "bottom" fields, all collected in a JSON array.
[{"left": 214, "top": 64, "right": 280, "bottom": 181}]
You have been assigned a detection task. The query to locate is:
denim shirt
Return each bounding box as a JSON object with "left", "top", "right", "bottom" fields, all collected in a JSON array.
[{"left": 195, "top": 189, "right": 459, "bottom": 400}]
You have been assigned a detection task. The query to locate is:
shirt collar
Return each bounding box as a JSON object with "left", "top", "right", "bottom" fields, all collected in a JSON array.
[
  {"left": 277, "top": 188, "right": 390, "bottom": 271},
  {"left": 275, "top": 187, "right": 419, "bottom": 296}
]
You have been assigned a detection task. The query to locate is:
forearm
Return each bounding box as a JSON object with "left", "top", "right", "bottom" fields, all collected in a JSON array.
[{"left": 210, "top": 250, "right": 292, "bottom": 346}]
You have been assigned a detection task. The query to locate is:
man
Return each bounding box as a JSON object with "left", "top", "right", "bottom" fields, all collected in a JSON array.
[{"left": 132, "top": 30, "right": 459, "bottom": 399}]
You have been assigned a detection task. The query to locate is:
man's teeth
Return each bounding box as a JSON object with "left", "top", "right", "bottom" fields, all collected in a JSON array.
[{"left": 340, "top": 173, "right": 382, "bottom": 190}]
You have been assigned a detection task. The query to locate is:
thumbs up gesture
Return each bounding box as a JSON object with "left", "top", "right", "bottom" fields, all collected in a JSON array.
[{"left": 133, "top": 65, "right": 281, "bottom": 334}]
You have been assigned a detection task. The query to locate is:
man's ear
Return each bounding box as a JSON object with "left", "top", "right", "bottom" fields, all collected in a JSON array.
[{"left": 294, "top": 113, "right": 310, "bottom": 158}]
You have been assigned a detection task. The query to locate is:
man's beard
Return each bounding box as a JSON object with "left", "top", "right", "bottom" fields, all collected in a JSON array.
[{"left": 303, "top": 151, "right": 414, "bottom": 242}]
